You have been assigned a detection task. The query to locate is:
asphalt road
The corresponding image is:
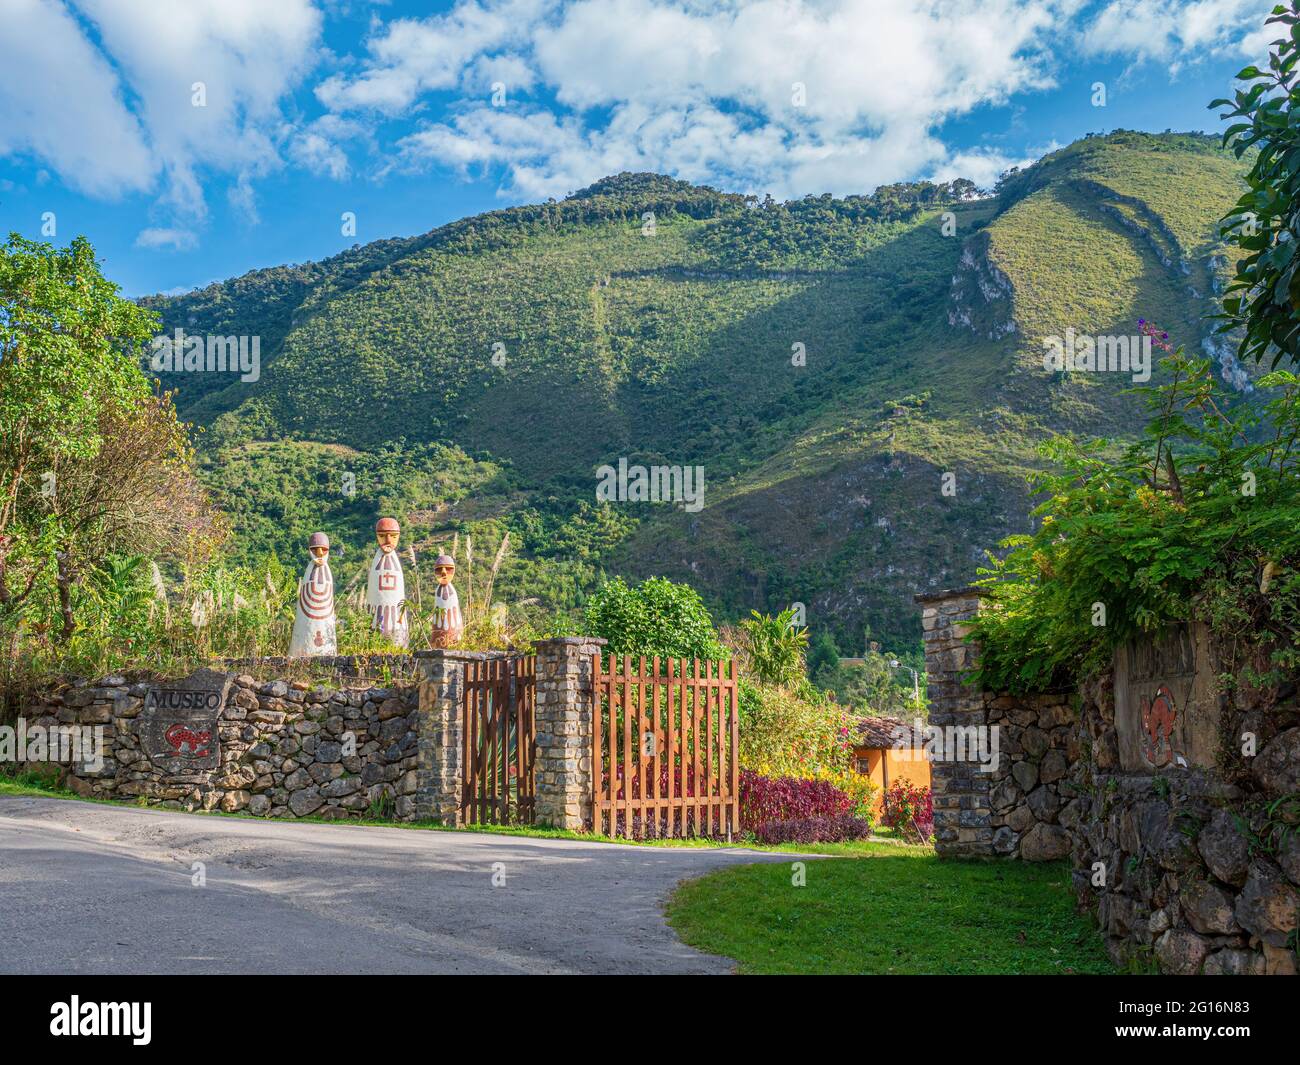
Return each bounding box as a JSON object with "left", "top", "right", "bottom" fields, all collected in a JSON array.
[{"left": 0, "top": 794, "right": 789, "bottom": 975}]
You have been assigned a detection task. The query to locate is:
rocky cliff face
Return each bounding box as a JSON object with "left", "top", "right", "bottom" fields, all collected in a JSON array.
[{"left": 947, "top": 230, "right": 1018, "bottom": 340}]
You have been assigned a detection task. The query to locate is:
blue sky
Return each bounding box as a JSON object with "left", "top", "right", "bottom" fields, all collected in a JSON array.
[{"left": 0, "top": 0, "right": 1281, "bottom": 297}]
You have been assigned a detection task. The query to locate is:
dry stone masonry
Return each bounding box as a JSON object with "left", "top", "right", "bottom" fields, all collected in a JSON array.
[
  {"left": 20, "top": 638, "right": 610, "bottom": 833},
  {"left": 921, "top": 587, "right": 1300, "bottom": 976},
  {"left": 27, "top": 665, "right": 420, "bottom": 820}
]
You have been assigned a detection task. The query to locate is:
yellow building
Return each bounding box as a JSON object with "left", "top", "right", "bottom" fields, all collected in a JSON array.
[{"left": 852, "top": 716, "right": 931, "bottom": 816}]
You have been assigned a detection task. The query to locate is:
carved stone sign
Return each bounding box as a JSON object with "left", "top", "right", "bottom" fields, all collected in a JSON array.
[
  {"left": 139, "top": 668, "right": 231, "bottom": 772},
  {"left": 1114, "top": 625, "right": 1220, "bottom": 772}
]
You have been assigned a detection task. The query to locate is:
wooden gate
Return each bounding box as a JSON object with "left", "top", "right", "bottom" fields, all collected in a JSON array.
[
  {"left": 462, "top": 655, "right": 536, "bottom": 825},
  {"left": 592, "top": 655, "right": 739, "bottom": 839}
]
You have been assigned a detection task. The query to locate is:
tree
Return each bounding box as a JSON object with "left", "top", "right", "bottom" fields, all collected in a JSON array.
[
  {"left": 582, "top": 575, "right": 726, "bottom": 661},
  {"left": 45, "top": 393, "right": 223, "bottom": 640},
  {"left": 0, "top": 234, "right": 221, "bottom": 642},
  {"left": 1212, "top": 1, "right": 1300, "bottom": 366},
  {"left": 806, "top": 629, "right": 839, "bottom": 683}
]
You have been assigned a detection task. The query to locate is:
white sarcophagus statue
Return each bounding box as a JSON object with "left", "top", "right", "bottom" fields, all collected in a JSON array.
[
  {"left": 288, "top": 532, "right": 337, "bottom": 657},
  {"left": 366, "top": 516, "right": 409, "bottom": 648}
]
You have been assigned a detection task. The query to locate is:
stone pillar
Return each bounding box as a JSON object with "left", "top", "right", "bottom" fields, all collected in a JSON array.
[
  {"left": 413, "top": 650, "right": 481, "bottom": 825},
  {"left": 916, "top": 586, "right": 992, "bottom": 858},
  {"left": 532, "top": 636, "right": 606, "bottom": 830}
]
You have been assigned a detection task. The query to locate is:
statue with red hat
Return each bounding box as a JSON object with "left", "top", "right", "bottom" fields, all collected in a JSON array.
[
  {"left": 367, "top": 516, "right": 409, "bottom": 648},
  {"left": 288, "top": 532, "right": 337, "bottom": 657},
  {"left": 428, "top": 552, "right": 463, "bottom": 648}
]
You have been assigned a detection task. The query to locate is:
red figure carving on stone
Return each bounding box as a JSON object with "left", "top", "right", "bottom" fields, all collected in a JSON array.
[{"left": 1139, "top": 684, "right": 1180, "bottom": 768}]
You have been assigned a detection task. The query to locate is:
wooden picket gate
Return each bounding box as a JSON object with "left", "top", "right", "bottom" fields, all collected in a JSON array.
[
  {"left": 462, "top": 655, "right": 536, "bottom": 825},
  {"left": 592, "top": 655, "right": 739, "bottom": 839}
]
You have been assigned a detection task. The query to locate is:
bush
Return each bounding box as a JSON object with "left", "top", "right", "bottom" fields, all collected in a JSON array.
[
  {"left": 582, "top": 575, "right": 726, "bottom": 660},
  {"left": 739, "top": 769, "right": 852, "bottom": 828},
  {"left": 970, "top": 344, "right": 1300, "bottom": 694},
  {"left": 753, "top": 814, "right": 874, "bottom": 845},
  {"left": 809, "top": 766, "right": 877, "bottom": 822},
  {"left": 737, "top": 680, "right": 855, "bottom": 778},
  {"left": 880, "top": 779, "right": 933, "bottom": 843}
]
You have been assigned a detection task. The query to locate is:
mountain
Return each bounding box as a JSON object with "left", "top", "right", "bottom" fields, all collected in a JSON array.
[{"left": 143, "top": 131, "right": 1251, "bottom": 651}]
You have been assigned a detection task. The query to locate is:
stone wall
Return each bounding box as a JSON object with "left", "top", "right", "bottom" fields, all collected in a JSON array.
[
  {"left": 533, "top": 637, "right": 604, "bottom": 831},
  {"left": 22, "top": 667, "right": 420, "bottom": 821},
  {"left": 11, "top": 641, "right": 611, "bottom": 830},
  {"left": 920, "top": 587, "right": 1300, "bottom": 976},
  {"left": 919, "top": 587, "right": 992, "bottom": 856}
]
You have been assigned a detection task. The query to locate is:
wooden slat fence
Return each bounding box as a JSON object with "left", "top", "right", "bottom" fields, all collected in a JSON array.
[
  {"left": 592, "top": 654, "right": 739, "bottom": 839},
  {"left": 462, "top": 655, "right": 536, "bottom": 825}
]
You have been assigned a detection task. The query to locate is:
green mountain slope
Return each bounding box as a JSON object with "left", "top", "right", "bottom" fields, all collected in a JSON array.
[{"left": 147, "top": 132, "right": 1250, "bottom": 651}]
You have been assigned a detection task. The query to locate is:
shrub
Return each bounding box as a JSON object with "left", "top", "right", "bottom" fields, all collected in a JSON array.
[
  {"left": 753, "top": 814, "right": 874, "bottom": 845},
  {"left": 880, "top": 779, "right": 934, "bottom": 843},
  {"left": 809, "top": 766, "right": 877, "bottom": 823},
  {"left": 970, "top": 343, "right": 1300, "bottom": 694},
  {"left": 737, "top": 680, "right": 856, "bottom": 778},
  {"left": 739, "top": 769, "right": 852, "bottom": 827},
  {"left": 582, "top": 575, "right": 726, "bottom": 660}
]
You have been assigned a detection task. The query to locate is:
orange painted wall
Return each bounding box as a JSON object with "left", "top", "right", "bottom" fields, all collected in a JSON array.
[{"left": 853, "top": 746, "right": 931, "bottom": 816}]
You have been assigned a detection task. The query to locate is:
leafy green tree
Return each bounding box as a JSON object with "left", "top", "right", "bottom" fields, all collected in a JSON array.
[
  {"left": 1212, "top": 1, "right": 1300, "bottom": 365},
  {"left": 1, "top": 235, "right": 155, "bottom": 608},
  {"left": 822, "top": 643, "right": 926, "bottom": 716},
  {"left": 0, "top": 234, "right": 220, "bottom": 642},
  {"left": 582, "top": 575, "right": 726, "bottom": 660},
  {"left": 806, "top": 629, "right": 839, "bottom": 682}
]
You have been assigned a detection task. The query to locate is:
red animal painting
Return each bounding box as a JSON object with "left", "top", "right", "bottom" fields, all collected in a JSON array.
[
  {"left": 164, "top": 724, "right": 212, "bottom": 758},
  {"left": 1139, "top": 684, "right": 1179, "bottom": 768}
]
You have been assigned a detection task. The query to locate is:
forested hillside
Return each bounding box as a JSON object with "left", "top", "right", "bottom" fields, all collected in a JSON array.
[{"left": 145, "top": 132, "right": 1249, "bottom": 651}]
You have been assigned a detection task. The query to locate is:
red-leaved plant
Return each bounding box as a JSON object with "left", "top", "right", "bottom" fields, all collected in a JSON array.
[
  {"left": 753, "top": 814, "right": 873, "bottom": 845},
  {"left": 739, "top": 769, "right": 853, "bottom": 827},
  {"left": 880, "top": 779, "right": 933, "bottom": 843}
]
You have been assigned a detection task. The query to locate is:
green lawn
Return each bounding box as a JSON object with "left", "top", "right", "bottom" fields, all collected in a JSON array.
[{"left": 666, "top": 849, "right": 1116, "bottom": 975}]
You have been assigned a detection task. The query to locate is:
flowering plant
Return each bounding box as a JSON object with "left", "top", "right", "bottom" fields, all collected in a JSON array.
[{"left": 880, "top": 779, "right": 933, "bottom": 843}]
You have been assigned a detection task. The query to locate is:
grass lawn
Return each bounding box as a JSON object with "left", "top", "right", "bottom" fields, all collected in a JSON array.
[{"left": 666, "top": 849, "right": 1116, "bottom": 975}]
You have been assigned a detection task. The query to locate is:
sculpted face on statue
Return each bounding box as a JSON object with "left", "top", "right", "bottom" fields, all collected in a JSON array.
[
  {"left": 375, "top": 517, "right": 400, "bottom": 554},
  {"left": 428, "top": 552, "right": 463, "bottom": 649}
]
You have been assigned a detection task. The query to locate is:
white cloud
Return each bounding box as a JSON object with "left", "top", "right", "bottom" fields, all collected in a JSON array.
[
  {"left": 72, "top": 0, "right": 324, "bottom": 220},
  {"left": 1080, "top": 0, "right": 1276, "bottom": 65},
  {"left": 316, "top": 0, "right": 547, "bottom": 114},
  {"left": 135, "top": 227, "right": 199, "bottom": 251},
  {"left": 356, "top": 0, "right": 1279, "bottom": 200},
  {"left": 0, "top": 0, "right": 323, "bottom": 240},
  {"left": 0, "top": 0, "right": 154, "bottom": 198},
  {"left": 386, "top": 0, "right": 1069, "bottom": 199},
  {"left": 931, "top": 143, "right": 1063, "bottom": 190}
]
